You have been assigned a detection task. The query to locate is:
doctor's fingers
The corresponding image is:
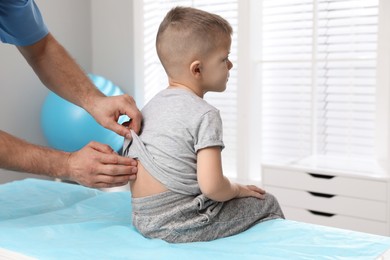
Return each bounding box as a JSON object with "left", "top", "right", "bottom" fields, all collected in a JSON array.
[
  {"left": 93, "top": 172, "right": 133, "bottom": 188},
  {"left": 95, "top": 158, "right": 138, "bottom": 178},
  {"left": 119, "top": 94, "right": 142, "bottom": 134},
  {"left": 96, "top": 152, "right": 138, "bottom": 168},
  {"left": 87, "top": 141, "right": 138, "bottom": 168}
]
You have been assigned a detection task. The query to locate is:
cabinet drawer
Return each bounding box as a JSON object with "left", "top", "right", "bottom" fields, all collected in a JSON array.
[
  {"left": 262, "top": 167, "right": 387, "bottom": 201},
  {"left": 266, "top": 186, "right": 387, "bottom": 222},
  {"left": 282, "top": 206, "right": 389, "bottom": 236}
]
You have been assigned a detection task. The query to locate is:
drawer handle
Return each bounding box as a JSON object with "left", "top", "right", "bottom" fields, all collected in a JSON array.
[
  {"left": 308, "top": 210, "right": 335, "bottom": 217},
  {"left": 308, "top": 191, "right": 335, "bottom": 198},
  {"left": 308, "top": 173, "right": 335, "bottom": 179}
]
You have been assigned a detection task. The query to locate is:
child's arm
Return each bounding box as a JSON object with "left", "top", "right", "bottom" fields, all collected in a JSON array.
[{"left": 197, "top": 147, "right": 266, "bottom": 202}]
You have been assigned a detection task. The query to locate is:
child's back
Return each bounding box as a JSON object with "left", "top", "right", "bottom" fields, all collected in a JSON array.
[{"left": 129, "top": 88, "right": 220, "bottom": 198}]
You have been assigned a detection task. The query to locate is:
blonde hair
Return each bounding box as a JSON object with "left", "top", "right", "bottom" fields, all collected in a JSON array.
[{"left": 156, "top": 6, "right": 232, "bottom": 77}]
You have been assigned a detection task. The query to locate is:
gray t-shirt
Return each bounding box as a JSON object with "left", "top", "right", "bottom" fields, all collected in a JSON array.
[{"left": 125, "top": 88, "right": 224, "bottom": 195}]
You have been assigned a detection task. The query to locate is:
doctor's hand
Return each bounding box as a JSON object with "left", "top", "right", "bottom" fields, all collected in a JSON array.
[
  {"left": 65, "top": 141, "right": 137, "bottom": 188},
  {"left": 87, "top": 94, "right": 142, "bottom": 138}
]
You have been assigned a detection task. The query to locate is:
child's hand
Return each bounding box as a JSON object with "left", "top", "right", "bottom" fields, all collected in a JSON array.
[{"left": 234, "top": 184, "right": 266, "bottom": 199}]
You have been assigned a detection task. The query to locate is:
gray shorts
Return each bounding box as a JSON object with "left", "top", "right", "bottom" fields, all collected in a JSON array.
[{"left": 132, "top": 191, "right": 284, "bottom": 243}]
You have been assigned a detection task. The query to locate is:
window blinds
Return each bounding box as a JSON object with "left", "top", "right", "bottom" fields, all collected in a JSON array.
[
  {"left": 260, "top": 0, "right": 379, "bottom": 164},
  {"left": 141, "top": 0, "right": 239, "bottom": 177}
]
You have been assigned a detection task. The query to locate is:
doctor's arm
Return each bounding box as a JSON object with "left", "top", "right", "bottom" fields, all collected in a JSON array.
[
  {"left": 0, "top": 33, "right": 140, "bottom": 188},
  {"left": 0, "top": 130, "right": 134, "bottom": 188},
  {"left": 197, "top": 147, "right": 265, "bottom": 202},
  {"left": 17, "top": 33, "right": 142, "bottom": 136}
]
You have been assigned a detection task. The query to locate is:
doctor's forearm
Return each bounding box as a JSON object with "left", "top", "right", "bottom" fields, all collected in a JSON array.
[
  {"left": 0, "top": 130, "right": 69, "bottom": 178},
  {"left": 17, "top": 33, "right": 104, "bottom": 113}
]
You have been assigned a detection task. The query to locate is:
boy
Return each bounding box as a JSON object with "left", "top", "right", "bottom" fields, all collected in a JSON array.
[{"left": 123, "top": 6, "right": 284, "bottom": 243}]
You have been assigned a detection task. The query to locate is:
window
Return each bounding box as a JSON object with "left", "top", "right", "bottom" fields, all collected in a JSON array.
[
  {"left": 134, "top": 0, "right": 239, "bottom": 178},
  {"left": 258, "top": 0, "right": 380, "bottom": 167},
  {"left": 133, "top": 0, "right": 389, "bottom": 181}
]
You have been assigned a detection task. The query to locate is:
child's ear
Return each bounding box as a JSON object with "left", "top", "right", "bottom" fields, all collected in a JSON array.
[{"left": 190, "top": 60, "right": 202, "bottom": 79}]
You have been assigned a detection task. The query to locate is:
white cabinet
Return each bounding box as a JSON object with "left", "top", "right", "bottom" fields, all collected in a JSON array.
[{"left": 262, "top": 156, "right": 390, "bottom": 236}]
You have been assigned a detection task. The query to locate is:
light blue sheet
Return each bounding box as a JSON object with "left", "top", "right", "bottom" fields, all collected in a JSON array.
[{"left": 0, "top": 179, "right": 389, "bottom": 260}]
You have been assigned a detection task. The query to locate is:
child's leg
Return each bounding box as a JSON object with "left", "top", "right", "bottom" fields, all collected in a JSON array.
[
  {"left": 170, "top": 193, "right": 284, "bottom": 243},
  {"left": 132, "top": 191, "right": 284, "bottom": 243}
]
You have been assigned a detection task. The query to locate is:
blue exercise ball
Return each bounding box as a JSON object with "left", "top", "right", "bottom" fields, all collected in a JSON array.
[{"left": 41, "top": 74, "right": 129, "bottom": 152}]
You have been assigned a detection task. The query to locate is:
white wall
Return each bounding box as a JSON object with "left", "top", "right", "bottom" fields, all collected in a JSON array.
[
  {"left": 0, "top": 0, "right": 92, "bottom": 183},
  {"left": 377, "top": 0, "right": 390, "bottom": 172},
  {"left": 91, "top": 0, "right": 135, "bottom": 96}
]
